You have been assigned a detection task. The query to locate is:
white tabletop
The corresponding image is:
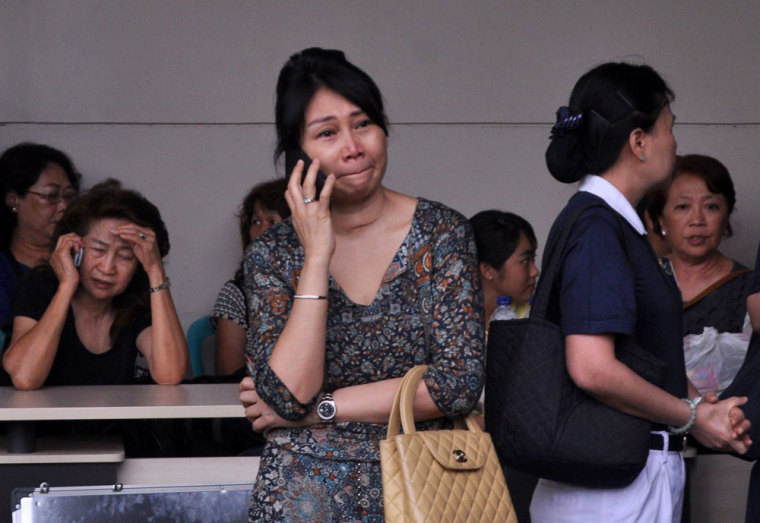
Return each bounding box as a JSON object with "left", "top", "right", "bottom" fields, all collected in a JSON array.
[{"left": 0, "top": 383, "right": 245, "bottom": 421}]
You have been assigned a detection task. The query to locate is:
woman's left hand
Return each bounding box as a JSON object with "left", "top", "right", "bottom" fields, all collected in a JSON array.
[
  {"left": 239, "top": 376, "right": 311, "bottom": 432},
  {"left": 111, "top": 223, "right": 164, "bottom": 281}
]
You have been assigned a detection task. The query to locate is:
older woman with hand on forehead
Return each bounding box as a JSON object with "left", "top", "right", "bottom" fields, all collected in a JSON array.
[{"left": 2, "top": 179, "right": 187, "bottom": 390}]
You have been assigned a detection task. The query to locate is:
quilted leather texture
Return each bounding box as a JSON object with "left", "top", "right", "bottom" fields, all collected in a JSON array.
[
  {"left": 382, "top": 365, "right": 517, "bottom": 523},
  {"left": 382, "top": 430, "right": 516, "bottom": 522},
  {"left": 485, "top": 318, "right": 666, "bottom": 487},
  {"left": 483, "top": 201, "right": 671, "bottom": 487}
]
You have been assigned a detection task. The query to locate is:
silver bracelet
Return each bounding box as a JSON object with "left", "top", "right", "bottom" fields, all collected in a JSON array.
[
  {"left": 149, "top": 277, "right": 171, "bottom": 293},
  {"left": 293, "top": 294, "right": 327, "bottom": 300},
  {"left": 668, "top": 397, "right": 697, "bottom": 435}
]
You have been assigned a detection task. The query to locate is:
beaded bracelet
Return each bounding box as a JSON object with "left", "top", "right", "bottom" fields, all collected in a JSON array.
[{"left": 668, "top": 397, "right": 697, "bottom": 435}]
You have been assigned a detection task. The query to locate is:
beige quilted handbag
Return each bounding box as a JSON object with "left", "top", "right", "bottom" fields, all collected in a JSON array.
[{"left": 381, "top": 365, "right": 517, "bottom": 523}]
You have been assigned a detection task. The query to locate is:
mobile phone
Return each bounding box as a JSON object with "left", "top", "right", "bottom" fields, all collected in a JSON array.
[
  {"left": 285, "top": 147, "right": 327, "bottom": 201},
  {"left": 73, "top": 248, "right": 84, "bottom": 268}
]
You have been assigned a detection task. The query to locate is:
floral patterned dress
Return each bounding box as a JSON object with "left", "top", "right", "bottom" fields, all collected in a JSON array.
[{"left": 243, "top": 198, "right": 485, "bottom": 522}]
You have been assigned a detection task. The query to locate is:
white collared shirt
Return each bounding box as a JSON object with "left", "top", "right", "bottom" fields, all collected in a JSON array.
[{"left": 578, "top": 175, "right": 646, "bottom": 235}]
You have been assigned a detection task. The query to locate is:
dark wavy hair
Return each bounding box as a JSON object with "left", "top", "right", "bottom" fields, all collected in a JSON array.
[
  {"left": 274, "top": 47, "right": 389, "bottom": 164},
  {"left": 232, "top": 178, "right": 290, "bottom": 287},
  {"left": 469, "top": 210, "right": 537, "bottom": 269},
  {"left": 51, "top": 179, "right": 170, "bottom": 342},
  {"left": 646, "top": 154, "right": 737, "bottom": 238},
  {"left": 0, "top": 142, "right": 82, "bottom": 248},
  {"left": 546, "top": 62, "right": 674, "bottom": 183},
  {"left": 237, "top": 178, "right": 290, "bottom": 249}
]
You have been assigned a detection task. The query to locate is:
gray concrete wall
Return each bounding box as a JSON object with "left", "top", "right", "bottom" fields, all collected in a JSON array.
[{"left": 2, "top": 1, "right": 759, "bottom": 326}]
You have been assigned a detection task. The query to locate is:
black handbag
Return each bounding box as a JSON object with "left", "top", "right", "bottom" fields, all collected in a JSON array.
[{"left": 485, "top": 202, "right": 667, "bottom": 488}]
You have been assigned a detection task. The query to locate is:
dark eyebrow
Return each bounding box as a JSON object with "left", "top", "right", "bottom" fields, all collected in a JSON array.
[
  {"left": 305, "top": 109, "right": 366, "bottom": 129},
  {"left": 306, "top": 115, "right": 335, "bottom": 128}
]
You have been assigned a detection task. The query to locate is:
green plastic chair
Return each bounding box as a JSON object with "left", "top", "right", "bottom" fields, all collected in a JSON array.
[{"left": 186, "top": 315, "right": 215, "bottom": 377}]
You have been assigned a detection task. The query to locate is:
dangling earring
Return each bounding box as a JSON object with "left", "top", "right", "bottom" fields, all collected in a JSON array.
[{"left": 639, "top": 154, "right": 647, "bottom": 162}]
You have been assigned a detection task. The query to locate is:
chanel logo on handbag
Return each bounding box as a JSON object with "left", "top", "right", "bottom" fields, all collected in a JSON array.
[{"left": 380, "top": 365, "right": 517, "bottom": 522}]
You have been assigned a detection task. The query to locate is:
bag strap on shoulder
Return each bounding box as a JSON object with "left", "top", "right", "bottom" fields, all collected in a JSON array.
[
  {"left": 531, "top": 201, "right": 632, "bottom": 320},
  {"left": 683, "top": 267, "right": 752, "bottom": 310}
]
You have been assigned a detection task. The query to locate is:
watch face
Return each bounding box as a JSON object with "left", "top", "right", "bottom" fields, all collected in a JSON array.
[{"left": 318, "top": 401, "right": 336, "bottom": 420}]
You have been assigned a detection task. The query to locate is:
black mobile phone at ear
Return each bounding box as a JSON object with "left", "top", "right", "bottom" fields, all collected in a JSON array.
[{"left": 285, "top": 148, "right": 327, "bottom": 200}]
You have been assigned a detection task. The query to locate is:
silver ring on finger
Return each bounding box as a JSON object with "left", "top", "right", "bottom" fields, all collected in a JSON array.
[
  {"left": 303, "top": 197, "right": 314, "bottom": 204},
  {"left": 139, "top": 233, "right": 147, "bottom": 240}
]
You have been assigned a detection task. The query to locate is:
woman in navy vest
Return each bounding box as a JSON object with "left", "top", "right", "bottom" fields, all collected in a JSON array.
[{"left": 531, "top": 62, "right": 752, "bottom": 522}]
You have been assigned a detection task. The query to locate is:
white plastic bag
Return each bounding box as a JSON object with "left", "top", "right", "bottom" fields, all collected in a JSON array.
[{"left": 684, "top": 314, "right": 752, "bottom": 395}]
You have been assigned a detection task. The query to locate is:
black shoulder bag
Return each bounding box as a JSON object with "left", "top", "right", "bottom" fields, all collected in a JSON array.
[{"left": 485, "top": 202, "right": 667, "bottom": 487}]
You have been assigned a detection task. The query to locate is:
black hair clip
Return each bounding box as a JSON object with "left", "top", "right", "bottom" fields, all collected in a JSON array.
[{"left": 550, "top": 106, "right": 583, "bottom": 139}]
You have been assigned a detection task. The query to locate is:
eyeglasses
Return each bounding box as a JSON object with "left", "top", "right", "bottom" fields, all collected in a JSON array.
[{"left": 26, "top": 190, "right": 78, "bottom": 205}]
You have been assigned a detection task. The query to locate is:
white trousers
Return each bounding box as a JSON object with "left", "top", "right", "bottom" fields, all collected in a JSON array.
[{"left": 530, "top": 434, "right": 686, "bottom": 523}]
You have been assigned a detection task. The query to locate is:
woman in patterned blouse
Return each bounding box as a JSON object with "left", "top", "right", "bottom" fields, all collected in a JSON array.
[{"left": 238, "top": 47, "right": 485, "bottom": 521}]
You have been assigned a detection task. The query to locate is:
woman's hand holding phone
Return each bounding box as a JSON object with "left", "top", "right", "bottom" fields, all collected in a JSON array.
[
  {"left": 285, "top": 148, "right": 328, "bottom": 201},
  {"left": 284, "top": 154, "right": 336, "bottom": 261},
  {"left": 50, "top": 233, "right": 83, "bottom": 291}
]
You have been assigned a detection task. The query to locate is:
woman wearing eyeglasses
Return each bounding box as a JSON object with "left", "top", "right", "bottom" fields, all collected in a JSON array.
[
  {"left": 0, "top": 143, "right": 81, "bottom": 360},
  {"left": 2, "top": 179, "right": 187, "bottom": 390}
]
